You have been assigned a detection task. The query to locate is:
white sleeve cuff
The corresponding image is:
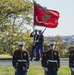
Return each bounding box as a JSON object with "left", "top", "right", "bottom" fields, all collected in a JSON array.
[
  {"left": 14, "top": 67, "right": 17, "bottom": 72},
  {"left": 42, "top": 67, "right": 48, "bottom": 71},
  {"left": 71, "top": 68, "right": 74, "bottom": 72}
]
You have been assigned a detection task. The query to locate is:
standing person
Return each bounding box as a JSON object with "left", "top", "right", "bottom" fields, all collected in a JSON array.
[
  {"left": 12, "top": 42, "right": 29, "bottom": 75},
  {"left": 36, "top": 30, "right": 44, "bottom": 61},
  {"left": 42, "top": 43, "right": 50, "bottom": 75},
  {"left": 69, "top": 50, "right": 74, "bottom": 75},
  {"left": 41, "top": 42, "right": 60, "bottom": 75},
  {"left": 30, "top": 29, "right": 39, "bottom": 61}
]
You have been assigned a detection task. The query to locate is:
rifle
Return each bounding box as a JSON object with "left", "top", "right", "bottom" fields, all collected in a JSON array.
[{"left": 42, "top": 28, "right": 46, "bottom": 34}]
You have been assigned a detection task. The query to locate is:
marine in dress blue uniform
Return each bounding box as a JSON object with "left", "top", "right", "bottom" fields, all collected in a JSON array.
[
  {"left": 69, "top": 50, "right": 74, "bottom": 75},
  {"left": 41, "top": 42, "right": 60, "bottom": 75},
  {"left": 36, "top": 30, "right": 44, "bottom": 61},
  {"left": 30, "top": 29, "right": 39, "bottom": 61},
  {"left": 12, "top": 42, "right": 29, "bottom": 75},
  {"left": 42, "top": 43, "right": 50, "bottom": 75}
]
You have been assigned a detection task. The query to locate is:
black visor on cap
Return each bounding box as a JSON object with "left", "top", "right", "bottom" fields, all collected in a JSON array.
[
  {"left": 19, "top": 45, "right": 24, "bottom": 47},
  {"left": 50, "top": 44, "right": 54, "bottom": 46}
]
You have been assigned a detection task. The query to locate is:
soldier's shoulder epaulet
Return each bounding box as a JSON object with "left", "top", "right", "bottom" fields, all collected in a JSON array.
[
  {"left": 45, "top": 50, "right": 50, "bottom": 52},
  {"left": 14, "top": 50, "right": 19, "bottom": 52},
  {"left": 23, "top": 50, "right": 28, "bottom": 52},
  {"left": 43, "top": 50, "right": 49, "bottom": 53},
  {"left": 14, "top": 50, "right": 19, "bottom": 54}
]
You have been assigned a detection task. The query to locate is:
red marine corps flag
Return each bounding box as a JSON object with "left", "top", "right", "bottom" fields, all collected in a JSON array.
[{"left": 34, "top": 2, "right": 60, "bottom": 28}]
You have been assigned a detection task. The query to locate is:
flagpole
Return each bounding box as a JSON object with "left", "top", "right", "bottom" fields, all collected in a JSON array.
[
  {"left": 33, "top": 0, "right": 35, "bottom": 31},
  {"left": 42, "top": 28, "right": 47, "bottom": 34}
]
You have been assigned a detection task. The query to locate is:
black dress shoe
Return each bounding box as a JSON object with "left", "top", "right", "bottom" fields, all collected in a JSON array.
[{"left": 34, "top": 59, "right": 40, "bottom": 61}]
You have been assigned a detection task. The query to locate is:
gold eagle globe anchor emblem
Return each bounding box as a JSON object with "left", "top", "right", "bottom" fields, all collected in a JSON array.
[{"left": 42, "top": 11, "right": 53, "bottom": 22}]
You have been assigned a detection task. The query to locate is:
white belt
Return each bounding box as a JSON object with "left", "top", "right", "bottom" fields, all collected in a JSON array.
[
  {"left": 18, "top": 60, "right": 27, "bottom": 62},
  {"left": 34, "top": 40, "right": 39, "bottom": 42},
  {"left": 47, "top": 60, "right": 57, "bottom": 63}
]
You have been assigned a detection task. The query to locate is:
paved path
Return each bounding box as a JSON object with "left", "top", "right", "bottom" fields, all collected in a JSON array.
[{"left": 0, "top": 58, "right": 69, "bottom": 67}]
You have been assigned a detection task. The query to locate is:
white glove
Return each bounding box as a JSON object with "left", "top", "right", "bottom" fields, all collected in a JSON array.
[
  {"left": 71, "top": 68, "right": 74, "bottom": 72},
  {"left": 42, "top": 67, "right": 48, "bottom": 71},
  {"left": 27, "top": 69, "right": 29, "bottom": 72},
  {"left": 14, "top": 67, "right": 17, "bottom": 72}
]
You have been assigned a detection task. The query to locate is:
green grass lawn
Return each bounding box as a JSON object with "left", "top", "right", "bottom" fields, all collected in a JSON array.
[{"left": 0, "top": 66, "right": 71, "bottom": 75}]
